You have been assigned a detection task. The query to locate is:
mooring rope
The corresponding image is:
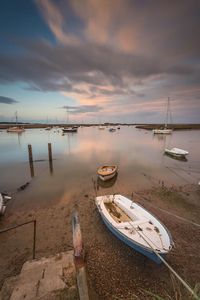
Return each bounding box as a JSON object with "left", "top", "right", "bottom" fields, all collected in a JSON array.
[{"left": 134, "top": 226, "right": 199, "bottom": 300}]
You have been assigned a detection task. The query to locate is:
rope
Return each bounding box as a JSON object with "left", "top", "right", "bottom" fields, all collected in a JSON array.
[
  {"left": 132, "top": 223, "right": 199, "bottom": 300},
  {"left": 111, "top": 193, "right": 199, "bottom": 299},
  {"left": 132, "top": 191, "right": 200, "bottom": 228}
]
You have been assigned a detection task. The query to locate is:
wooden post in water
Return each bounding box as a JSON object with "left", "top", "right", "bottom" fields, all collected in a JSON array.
[
  {"left": 28, "top": 144, "right": 34, "bottom": 177},
  {"left": 28, "top": 144, "right": 33, "bottom": 163},
  {"left": 48, "top": 143, "right": 53, "bottom": 174},
  {"left": 48, "top": 143, "right": 52, "bottom": 162},
  {"left": 72, "top": 210, "right": 89, "bottom": 300}
]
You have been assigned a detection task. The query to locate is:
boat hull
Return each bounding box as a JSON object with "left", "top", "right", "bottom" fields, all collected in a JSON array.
[
  {"left": 7, "top": 127, "right": 25, "bottom": 133},
  {"left": 153, "top": 129, "right": 172, "bottom": 134},
  {"left": 97, "top": 206, "right": 165, "bottom": 264},
  {"left": 96, "top": 195, "right": 173, "bottom": 264},
  {"left": 98, "top": 172, "right": 117, "bottom": 181},
  {"left": 165, "top": 148, "right": 189, "bottom": 158},
  {"left": 62, "top": 128, "right": 77, "bottom": 133}
]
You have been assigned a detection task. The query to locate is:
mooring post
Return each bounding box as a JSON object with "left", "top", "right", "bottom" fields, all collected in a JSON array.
[
  {"left": 28, "top": 144, "right": 34, "bottom": 177},
  {"left": 72, "top": 210, "right": 89, "bottom": 300},
  {"left": 28, "top": 144, "right": 33, "bottom": 163},
  {"left": 48, "top": 143, "right": 52, "bottom": 162}
]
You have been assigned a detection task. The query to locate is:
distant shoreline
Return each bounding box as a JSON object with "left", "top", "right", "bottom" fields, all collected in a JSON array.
[{"left": 0, "top": 123, "right": 200, "bottom": 130}]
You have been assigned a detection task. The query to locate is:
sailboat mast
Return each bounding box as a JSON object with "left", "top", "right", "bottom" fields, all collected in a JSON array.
[
  {"left": 15, "top": 111, "right": 18, "bottom": 125},
  {"left": 165, "top": 97, "right": 170, "bottom": 128}
]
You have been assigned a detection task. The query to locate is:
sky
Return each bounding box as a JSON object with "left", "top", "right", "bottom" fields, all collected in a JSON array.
[{"left": 0, "top": 0, "right": 200, "bottom": 124}]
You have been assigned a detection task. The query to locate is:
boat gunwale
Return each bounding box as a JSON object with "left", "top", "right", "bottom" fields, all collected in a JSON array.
[
  {"left": 97, "top": 165, "right": 118, "bottom": 176},
  {"left": 96, "top": 195, "right": 173, "bottom": 253}
]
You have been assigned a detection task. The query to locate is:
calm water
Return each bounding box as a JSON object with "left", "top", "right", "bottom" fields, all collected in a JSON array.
[{"left": 0, "top": 126, "right": 199, "bottom": 210}]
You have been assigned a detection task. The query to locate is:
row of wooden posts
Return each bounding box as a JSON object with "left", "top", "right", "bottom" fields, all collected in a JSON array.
[{"left": 28, "top": 143, "right": 53, "bottom": 177}]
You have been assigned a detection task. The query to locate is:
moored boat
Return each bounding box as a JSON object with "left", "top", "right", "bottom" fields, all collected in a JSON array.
[
  {"left": 97, "top": 165, "right": 118, "bottom": 181},
  {"left": 95, "top": 194, "right": 173, "bottom": 264},
  {"left": 62, "top": 126, "right": 78, "bottom": 133},
  {"left": 153, "top": 97, "right": 173, "bottom": 134},
  {"left": 165, "top": 147, "right": 189, "bottom": 158},
  {"left": 109, "top": 128, "right": 116, "bottom": 132},
  {"left": 7, "top": 126, "right": 25, "bottom": 133},
  {"left": 153, "top": 128, "right": 172, "bottom": 134},
  {"left": 7, "top": 111, "right": 25, "bottom": 133}
]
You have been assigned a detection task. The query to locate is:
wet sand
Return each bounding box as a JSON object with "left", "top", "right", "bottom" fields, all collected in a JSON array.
[{"left": 0, "top": 182, "right": 199, "bottom": 300}]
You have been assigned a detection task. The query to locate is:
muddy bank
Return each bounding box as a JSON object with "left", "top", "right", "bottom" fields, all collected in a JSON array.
[
  {"left": 136, "top": 124, "right": 200, "bottom": 130},
  {"left": 0, "top": 184, "right": 200, "bottom": 299}
]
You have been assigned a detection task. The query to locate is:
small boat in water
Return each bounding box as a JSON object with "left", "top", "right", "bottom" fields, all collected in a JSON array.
[
  {"left": 95, "top": 194, "right": 173, "bottom": 264},
  {"left": 7, "top": 126, "right": 25, "bottom": 133},
  {"left": 165, "top": 147, "right": 189, "bottom": 158},
  {"left": 7, "top": 111, "right": 25, "bottom": 133},
  {"left": 109, "top": 128, "right": 116, "bottom": 132},
  {"left": 98, "top": 126, "right": 105, "bottom": 130},
  {"left": 62, "top": 126, "right": 78, "bottom": 133},
  {"left": 97, "top": 165, "right": 118, "bottom": 181},
  {"left": 153, "top": 97, "right": 173, "bottom": 134}
]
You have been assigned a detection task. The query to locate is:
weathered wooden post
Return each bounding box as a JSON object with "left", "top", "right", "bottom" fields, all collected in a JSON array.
[
  {"left": 28, "top": 144, "right": 33, "bottom": 163},
  {"left": 28, "top": 144, "right": 34, "bottom": 177},
  {"left": 48, "top": 143, "right": 53, "bottom": 174},
  {"left": 48, "top": 143, "right": 52, "bottom": 161},
  {"left": 72, "top": 210, "right": 89, "bottom": 300}
]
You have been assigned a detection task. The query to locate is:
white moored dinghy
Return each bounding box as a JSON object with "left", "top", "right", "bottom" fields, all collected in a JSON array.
[
  {"left": 97, "top": 165, "right": 118, "bottom": 181},
  {"left": 95, "top": 194, "right": 173, "bottom": 264},
  {"left": 165, "top": 147, "right": 189, "bottom": 158}
]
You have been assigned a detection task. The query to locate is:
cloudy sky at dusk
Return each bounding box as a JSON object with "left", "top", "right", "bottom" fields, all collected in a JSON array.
[{"left": 0, "top": 0, "right": 200, "bottom": 124}]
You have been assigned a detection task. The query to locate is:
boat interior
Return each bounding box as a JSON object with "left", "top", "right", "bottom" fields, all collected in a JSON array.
[{"left": 104, "top": 201, "right": 132, "bottom": 223}]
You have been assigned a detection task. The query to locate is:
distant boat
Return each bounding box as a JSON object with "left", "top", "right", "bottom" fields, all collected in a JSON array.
[
  {"left": 45, "top": 127, "right": 51, "bottom": 130},
  {"left": 97, "top": 165, "right": 118, "bottom": 181},
  {"left": 153, "top": 97, "right": 173, "bottom": 134},
  {"left": 7, "top": 111, "right": 25, "bottom": 133},
  {"left": 95, "top": 194, "right": 173, "bottom": 264},
  {"left": 62, "top": 126, "right": 78, "bottom": 133},
  {"left": 165, "top": 147, "right": 189, "bottom": 158},
  {"left": 98, "top": 126, "right": 105, "bottom": 130},
  {"left": 117, "top": 126, "right": 120, "bottom": 130},
  {"left": 109, "top": 128, "right": 116, "bottom": 132},
  {"left": 7, "top": 126, "right": 25, "bottom": 133}
]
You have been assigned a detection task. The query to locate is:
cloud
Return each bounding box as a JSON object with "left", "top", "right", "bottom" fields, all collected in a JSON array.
[
  {"left": 0, "top": 0, "right": 200, "bottom": 123},
  {"left": 0, "top": 96, "right": 18, "bottom": 104},
  {"left": 61, "top": 104, "right": 103, "bottom": 114}
]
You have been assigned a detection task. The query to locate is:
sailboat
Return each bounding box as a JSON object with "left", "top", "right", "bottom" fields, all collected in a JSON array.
[
  {"left": 62, "top": 107, "right": 78, "bottom": 133},
  {"left": 153, "top": 97, "right": 173, "bottom": 134},
  {"left": 7, "top": 111, "right": 25, "bottom": 133}
]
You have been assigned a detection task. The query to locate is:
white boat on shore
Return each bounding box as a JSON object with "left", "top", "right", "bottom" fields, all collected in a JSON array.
[
  {"left": 95, "top": 194, "right": 173, "bottom": 264},
  {"left": 0, "top": 194, "right": 6, "bottom": 215},
  {"left": 97, "top": 165, "right": 118, "bottom": 181},
  {"left": 0, "top": 193, "right": 11, "bottom": 216},
  {"left": 165, "top": 147, "right": 189, "bottom": 158}
]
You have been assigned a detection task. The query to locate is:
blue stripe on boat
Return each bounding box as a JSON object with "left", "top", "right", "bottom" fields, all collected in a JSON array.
[{"left": 98, "top": 207, "right": 165, "bottom": 264}]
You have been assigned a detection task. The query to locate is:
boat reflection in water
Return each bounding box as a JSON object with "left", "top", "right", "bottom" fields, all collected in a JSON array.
[
  {"left": 97, "top": 173, "right": 118, "bottom": 189},
  {"left": 164, "top": 152, "right": 188, "bottom": 162}
]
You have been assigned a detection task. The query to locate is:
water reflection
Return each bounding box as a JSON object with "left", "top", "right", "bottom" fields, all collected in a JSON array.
[
  {"left": 0, "top": 127, "right": 199, "bottom": 201},
  {"left": 29, "top": 160, "right": 35, "bottom": 177},
  {"left": 164, "top": 152, "right": 188, "bottom": 162},
  {"left": 97, "top": 173, "right": 118, "bottom": 189}
]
